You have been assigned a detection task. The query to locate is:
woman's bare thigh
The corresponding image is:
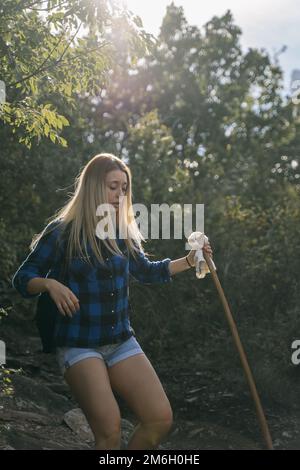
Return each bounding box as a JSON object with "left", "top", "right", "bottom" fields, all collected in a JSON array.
[{"left": 64, "top": 357, "right": 121, "bottom": 440}]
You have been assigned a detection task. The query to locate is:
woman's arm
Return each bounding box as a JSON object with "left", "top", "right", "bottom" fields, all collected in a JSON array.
[
  {"left": 129, "top": 241, "right": 213, "bottom": 282},
  {"left": 26, "top": 277, "right": 53, "bottom": 295},
  {"left": 129, "top": 249, "right": 173, "bottom": 284},
  {"left": 27, "top": 277, "right": 80, "bottom": 317},
  {"left": 12, "top": 221, "right": 61, "bottom": 298},
  {"left": 168, "top": 255, "right": 193, "bottom": 276},
  {"left": 169, "top": 241, "right": 213, "bottom": 276}
]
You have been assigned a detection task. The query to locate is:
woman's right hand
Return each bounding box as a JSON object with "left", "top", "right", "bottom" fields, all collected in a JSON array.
[{"left": 45, "top": 279, "right": 80, "bottom": 318}]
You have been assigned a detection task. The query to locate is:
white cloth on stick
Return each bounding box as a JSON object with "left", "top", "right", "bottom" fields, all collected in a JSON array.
[{"left": 187, "top": 232, "right": 217, "bottom": 279}]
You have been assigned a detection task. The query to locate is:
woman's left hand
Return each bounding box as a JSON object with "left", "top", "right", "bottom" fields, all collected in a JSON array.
[
  {"left": 186, "top": 240, "right": 213, "bottom": 267},
  {"left": 203, "top": 240, "right": 213, "bottom": 258}
]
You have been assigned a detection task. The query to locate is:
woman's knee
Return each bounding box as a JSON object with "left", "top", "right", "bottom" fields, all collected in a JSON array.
[
  {"left": 138, "top": 418, "right": 173, "bottom": 448},
  {"left": 143, "top": 403, "right": 174, "bottom": 435},
  {"left": 157, "top": 401, "right": 174, "bottom": 428},
  {"left": 90, "top": 413, "right": 122, "bottom": 441},
  {"left": 92, "top": 417, "right": 122, "bottom": 449},
  {"left": 155, "top": 414, "right": 174, "bottom": 435}
]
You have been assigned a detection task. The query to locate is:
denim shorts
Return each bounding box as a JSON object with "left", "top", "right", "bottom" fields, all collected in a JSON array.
[{"left": 55, "top": 335, "right": 144, "bottom": 376}]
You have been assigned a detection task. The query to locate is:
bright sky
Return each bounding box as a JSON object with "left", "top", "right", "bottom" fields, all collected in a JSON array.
[{"left": 123, "top": 0, "right": 300, "bottom": 94}]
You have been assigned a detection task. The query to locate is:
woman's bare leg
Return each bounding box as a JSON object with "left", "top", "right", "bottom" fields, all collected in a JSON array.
[
  {"left": 108, "top": 354, "right": 173, "bottom": 450},
  {"left": 64, "top": 357, "right": 122, "bottom": 450}
]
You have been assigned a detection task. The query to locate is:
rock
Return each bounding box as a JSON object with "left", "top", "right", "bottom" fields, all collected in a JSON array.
[
  {"left": 0, "top": 409, "right": 55, "bottom": 426},
  {"left": 12, "top": 373, "right": 70, "bottom": 414},
  {"left": 0, "top": 420, "right": 92, "bottom": 450},
  {"left": 167, "top": 419, "right": 261, "bottom": 450},
  {"left": 63, "top": 408, "right": 94, "bottom": 443},
  {"left": 46, "top": 382, "right": 70, "bottom": 397},
  {"left": 6, "top": 351, "right": 60, "bottom": 376},
  {"left": 2, "top": 428, "right": 72, "bottom": 450}
]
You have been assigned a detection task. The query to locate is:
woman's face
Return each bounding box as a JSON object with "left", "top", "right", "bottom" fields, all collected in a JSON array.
[{"left": 105, "top": 169, "right": 128, "bottom": 213}]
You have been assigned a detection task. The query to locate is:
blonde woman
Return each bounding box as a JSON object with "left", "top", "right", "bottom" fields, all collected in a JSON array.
[{"left": 12, "top": 153, "right": 213, "bottom": 450}]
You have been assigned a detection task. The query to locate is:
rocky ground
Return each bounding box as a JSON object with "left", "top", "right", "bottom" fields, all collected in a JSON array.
[{"left": 1, "top": 299, "right": 300, "bottom": 450}]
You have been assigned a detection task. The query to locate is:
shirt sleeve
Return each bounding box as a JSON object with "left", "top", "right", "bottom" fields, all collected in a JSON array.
[
  {"left": 11, "top": 221, "right": 62, "bottom": 299},
  {"left": 129, "top": 247, "right": 173, "bottom": 285}
]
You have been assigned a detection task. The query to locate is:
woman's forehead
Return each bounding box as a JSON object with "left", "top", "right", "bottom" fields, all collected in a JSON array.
[{"left": 106, "top": 170, "right": 128, "bottom": 184}]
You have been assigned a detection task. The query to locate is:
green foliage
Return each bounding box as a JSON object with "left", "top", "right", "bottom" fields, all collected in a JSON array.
[
  {"left": 0, "top": 0, "right": 153, "bottom": 147},
  {"left": 1, "top": 2, "right": 300, "bottom": 400},
  {"left": 0, "top": 367, "right": 15, "bottom": 398}
]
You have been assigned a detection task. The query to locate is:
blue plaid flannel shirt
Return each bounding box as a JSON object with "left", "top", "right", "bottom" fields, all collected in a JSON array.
[{"left": 12, "top": 221, "right": 173, "bottom": 348}]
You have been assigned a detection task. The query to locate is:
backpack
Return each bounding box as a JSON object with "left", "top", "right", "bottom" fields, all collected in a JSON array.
[
  {"left": 34, "top": 291, "right": 60, "bottom": 353},
  {"left": 34, "top": 229, "right": 68, "bottom": 353}
]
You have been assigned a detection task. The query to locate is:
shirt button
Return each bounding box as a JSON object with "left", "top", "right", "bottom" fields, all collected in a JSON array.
[
  {"left": 111, "top": 292, "right": 114, "bottom": 296},
  {"left": 112, "top": 309, "right": 114, "bottom": 313}
]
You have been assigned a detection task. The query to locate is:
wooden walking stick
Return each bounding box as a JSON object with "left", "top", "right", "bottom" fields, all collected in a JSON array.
[
  {"left": 187, "top": 231, "right": 273, "bottom": 449},
  {"left": 203, "top": 249, "right": 273, "bottom": 450}
]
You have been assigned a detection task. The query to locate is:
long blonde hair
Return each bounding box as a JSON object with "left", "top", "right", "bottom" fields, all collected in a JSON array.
[{"left": 30, "top": 153, "right": 146, "bottom": 267}]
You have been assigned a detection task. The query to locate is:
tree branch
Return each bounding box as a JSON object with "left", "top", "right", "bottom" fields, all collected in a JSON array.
[
  {"left": 7, "top": 41, "right": 110, "bottom": 91},
  {"left": 7, "top": 20, "right": 83, "bottom": 88}
]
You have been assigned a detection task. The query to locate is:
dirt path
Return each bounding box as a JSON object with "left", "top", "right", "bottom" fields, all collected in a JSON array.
[{"left": 1, "top": 318, "right": 300, "bottom": 450}]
